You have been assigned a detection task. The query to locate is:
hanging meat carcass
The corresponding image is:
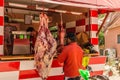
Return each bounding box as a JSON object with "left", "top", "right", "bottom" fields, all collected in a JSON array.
[
  {"left": 34, "top": 13, "right": 57, "bottom": 80},
  {"left": 57, "top": 13, "right": 65, "bottom": 53},
  {"left": 59, "top": 13, "right": 65, "bottom": 46}
]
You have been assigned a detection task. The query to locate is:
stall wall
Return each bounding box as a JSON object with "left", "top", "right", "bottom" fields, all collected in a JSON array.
[
  {"left": 65, "top": 18, "right": 88, "bottom": 33},
  {"left": 0, "top": 57, "right": 106, "bottom": 80},
  {"left": 64, "top": 12, "right": 89, "bottom": 33},
  {"left": 0, "top": 0, "right": 4, "bottom": 55},
  {"left": 65, "top": 9, "right": 99, "bottom": 52}
]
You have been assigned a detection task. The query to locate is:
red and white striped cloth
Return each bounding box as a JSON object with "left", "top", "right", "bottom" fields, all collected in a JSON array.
[{"left": 0, "top": 56, "right": 106, "bottom": 80}]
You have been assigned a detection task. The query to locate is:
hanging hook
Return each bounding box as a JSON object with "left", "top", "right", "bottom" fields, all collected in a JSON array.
[
  {"left": 41, "top": 0, "right": 45, "bottom": 14},
  {"left": 59, "top": 13, "right": 65, "bottom": 46},
  {"left": 60, "top": 13, "right": 63, "bottom": 28}
]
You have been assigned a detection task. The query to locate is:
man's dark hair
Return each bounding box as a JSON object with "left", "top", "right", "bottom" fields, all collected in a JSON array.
[
  {"left": 26, "top": 27, "right": 35, "bottom": 32},
  {"left": 66, "top": 32, "right": 76, "bottom": 42}
]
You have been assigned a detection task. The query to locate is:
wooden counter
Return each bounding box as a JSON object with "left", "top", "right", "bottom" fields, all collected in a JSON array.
[{"left": 0, "top": 54, "right": 34, "bottom": 61}]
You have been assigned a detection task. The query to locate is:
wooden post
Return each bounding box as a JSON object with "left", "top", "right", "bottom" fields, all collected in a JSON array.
[{"left": 96, "top": 12, "right": 109, "bottom": 36}]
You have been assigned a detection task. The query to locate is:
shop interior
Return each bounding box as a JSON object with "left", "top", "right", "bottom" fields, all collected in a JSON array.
[{"left": 3, "top": 0, "right": 98, "bottom": 60}]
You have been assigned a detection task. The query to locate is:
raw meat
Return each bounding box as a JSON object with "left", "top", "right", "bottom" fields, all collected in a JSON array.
[
  {"left": 59, "top": 26, "right": 65, "bottom": 46},
  {"left": 34, "top": 13, "right": 57, "bottom": 80}
]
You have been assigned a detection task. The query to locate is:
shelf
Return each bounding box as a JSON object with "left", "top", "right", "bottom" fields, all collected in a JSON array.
[{"left": 0, "top": 55, "right": 34, "bottom": 61}]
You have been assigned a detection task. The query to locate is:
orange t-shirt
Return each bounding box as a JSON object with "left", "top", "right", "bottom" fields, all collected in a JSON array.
[{"left": 58, "top": 42, "right": 83, "bottom": 77}]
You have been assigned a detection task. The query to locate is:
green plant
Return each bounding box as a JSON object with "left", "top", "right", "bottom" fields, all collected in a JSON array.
[{"left": 98, "top": 31, "right": 104, "bottom": 46}]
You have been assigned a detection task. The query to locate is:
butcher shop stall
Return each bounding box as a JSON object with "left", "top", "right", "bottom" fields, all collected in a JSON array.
[{"left": 0, "top": 0, "right": 112, "bottom": 80}]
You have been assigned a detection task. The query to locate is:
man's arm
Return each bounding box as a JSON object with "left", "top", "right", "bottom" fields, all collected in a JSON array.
[{"left": 57, "top": 47, "right": 67, "bottom": 65}]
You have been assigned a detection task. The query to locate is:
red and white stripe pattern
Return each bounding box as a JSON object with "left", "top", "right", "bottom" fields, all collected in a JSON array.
[
  {"left": 89, "top": 56, "right": 106, "bottom": 76},
  {"left": 89, "top": 9, "right": 99, "bottom": 52},
  {"left": 64, "top": 9, "right": 99, "bottom": 52},
  {"left": 0, "top": 56, "right": 106, "bottom": 80},
  {"left": 0, "top": 60, "right": 64, "bottom": 80},
  {"left": 0, "top": 0, "right": 4, "bottom": 56}
]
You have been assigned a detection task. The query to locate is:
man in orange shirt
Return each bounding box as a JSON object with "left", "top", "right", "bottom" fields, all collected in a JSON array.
[{"left": 58, "top": 32, "right": 84, "bottom": 80}]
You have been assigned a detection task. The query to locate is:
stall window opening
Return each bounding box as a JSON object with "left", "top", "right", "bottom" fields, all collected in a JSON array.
[{"left": 117, "top": 35, "right": 120, "bottom": 43}]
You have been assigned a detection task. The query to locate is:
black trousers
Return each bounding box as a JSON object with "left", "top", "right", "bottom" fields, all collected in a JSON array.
[{"left": 65, "top": 76, "right": 81, "bottom": 80}]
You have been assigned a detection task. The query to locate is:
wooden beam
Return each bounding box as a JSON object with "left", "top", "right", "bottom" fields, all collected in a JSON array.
[
  {"left": 96, "top": 12, "right": 109, "bottom": 36},
  {"left": 5, "top": 2, "right": 82, "bottom": 15}
]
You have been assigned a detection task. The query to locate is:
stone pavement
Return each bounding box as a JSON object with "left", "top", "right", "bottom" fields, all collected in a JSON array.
[
  {"left": 104, "top": 66, "right": 120, "bottom": 80},
  {"left": 109, "top": 75, "right": 120, "bottom": 80},
  {"left": 109, "top": 68, "right": 120, "bottom": 80}
]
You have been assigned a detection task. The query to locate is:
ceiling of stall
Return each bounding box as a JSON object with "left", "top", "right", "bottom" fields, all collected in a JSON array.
[
  {"left": 4, "top": 0, "right": 89, "bottom": 26},
  {"left": 5, "top": 0, "right": 89, "bottom": 14},
  {"left": 5, "top": 0, "right": 59, "bottom": 8}
]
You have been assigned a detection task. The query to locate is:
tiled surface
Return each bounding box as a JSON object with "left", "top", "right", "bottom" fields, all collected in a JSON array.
[
  {"left": 64, "top": 9, "right": 99, "bottom": 51},
  {"left": 20, "top": 78, "right": 42, "bottom": 80},
  {"left": 0, "top": 62, "right": 20, "bottom": 72},
  {"left": 0, "top": 60, "right": 64, "bottom": 80},
  {"left": 0, "top": 45, "right": 4, "bottom": 56},
  {"left": 0, "top": 0, "right": 4, "bottom": 55},
  {"left": 19, "top": 76, "right": 64, "bottom": 80},
  {"left": 0, "top": 71, "right": 19, "bottom": 80},
  {"left": 48, "top": 67, "right": 63, "bottom": 76},
  {"left": 19, "top": 69, "right": 40, "bottom": 79},
  {"left": 65, "top": 18, "right": 87, "bottom": 33},
  {"left": 0, "top": 56, "right": 106, "bottom": 80},
  {"left": 20, "top": 61, "right": 35, "bottom": 70},
  {"left": 89, "top": 56, "right": 106, "bottom": 64}
]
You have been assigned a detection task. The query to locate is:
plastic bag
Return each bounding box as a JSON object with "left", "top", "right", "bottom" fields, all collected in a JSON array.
[
  {"left": 82, "top": 56, "right": 90, "bottom": 67},
  {"left": 79, "top": 69, "right": 90, "bottom": 80}
]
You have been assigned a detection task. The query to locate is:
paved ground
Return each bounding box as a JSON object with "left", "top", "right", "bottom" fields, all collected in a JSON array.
[
  {"left": 104, "top": 65, "right": 120, "bottom": 80},
  {"left": 109, "top": 75, "right": 120, "bottom": 80},
  {"left": 109, "top": 69, "right": 120, "bottom": 80}
]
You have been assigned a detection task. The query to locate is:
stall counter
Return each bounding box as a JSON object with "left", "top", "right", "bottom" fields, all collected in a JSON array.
[{"left": 0, "top": 56, "right": 106, "bottom": 80}]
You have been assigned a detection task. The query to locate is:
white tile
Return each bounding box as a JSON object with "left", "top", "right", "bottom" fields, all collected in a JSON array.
[
  {"left": 49, "top": 67, "right": 64, "bottom": 76},
  {"left": 20, "top": 60, "right": 35, "bottom": 70},
  {"left": 20, "top": 77, "right": 42, "bottom": 80},
  {"left": 89, "top": 64, "right": 105, "bottom": 71},
  {"left": 93, "top": 45, "right": 99, "bottom": 52},
  {"left": 90, "top": 17, "right": 98, "bottom": 24},
  {"left": 20, "top": 67, "right": 64, "bottom": 79},
  {"left": 76, "top": 26, "right": 85, "bottom": 33},
  {"left": 0, "top": 71, "right": 19, "bottom": 80},
  {"left": 0, "top": 45, "right": 3, "bottom": 55},
  {"left": 90, "top": 31, "right": 97, "bottom": 38},
  {"left": 66, "top": 21, "right": 76, "bottom": 28},
  {"left": 0, "top": 7, "right": 4, "bottom": 16}
]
